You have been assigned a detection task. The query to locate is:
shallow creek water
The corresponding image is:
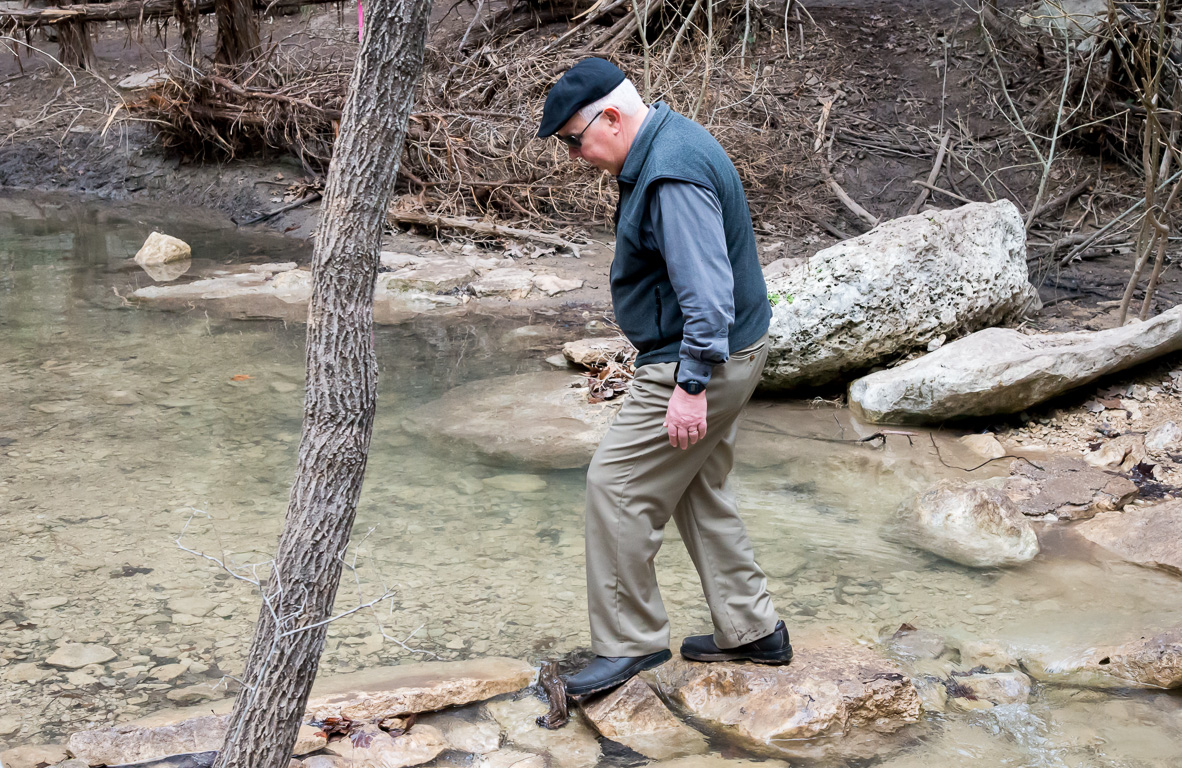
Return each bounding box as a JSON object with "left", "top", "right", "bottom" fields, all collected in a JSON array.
[{"left": 2, "top": 192, "right": 1181, "bottom": 766}]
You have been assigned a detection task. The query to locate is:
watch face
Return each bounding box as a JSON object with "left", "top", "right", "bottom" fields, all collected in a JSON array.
[{"left": 680, "top": 381, "right": 703, "bottom": 395}]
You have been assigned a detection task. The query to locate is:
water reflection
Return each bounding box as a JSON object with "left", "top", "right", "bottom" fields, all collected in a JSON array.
[{"left": 1, "top": 192, "right": 1180, "bottom": 766}]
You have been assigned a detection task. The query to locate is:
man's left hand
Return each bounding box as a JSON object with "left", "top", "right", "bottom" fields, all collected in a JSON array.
[{"left": 664, "top": 386, "right": 708, "bottom": 450}]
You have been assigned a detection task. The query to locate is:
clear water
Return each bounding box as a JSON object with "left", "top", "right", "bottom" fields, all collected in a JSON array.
[{"left": 1, "top": 192, "right": 1181, "bottom": 766}]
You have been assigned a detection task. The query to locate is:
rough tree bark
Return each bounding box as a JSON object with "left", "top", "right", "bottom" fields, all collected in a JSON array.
[
  {"left": 214, "top": 0, "right": 261, "bottom": 65},
  {"left": 211, "top": 0, "right": 432, "bottom": 765}
]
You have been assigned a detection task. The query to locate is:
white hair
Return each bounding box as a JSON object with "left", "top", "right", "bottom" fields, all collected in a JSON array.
[{"left": 577, "top": 78, "right": 646, "bottom": 121}]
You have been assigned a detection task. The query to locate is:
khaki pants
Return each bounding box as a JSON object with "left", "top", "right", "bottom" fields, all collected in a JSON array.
[{"left": 585, "top": 335, "right": 778, "bottom": 657}]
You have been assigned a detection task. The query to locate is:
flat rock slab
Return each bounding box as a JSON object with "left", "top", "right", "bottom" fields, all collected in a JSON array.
[
  {"left": 46, "top": 643, "right": 116, "bottom": 669},
  {"left": 849, "top": 304, "right": 1182, "bottom": 424},
  {"left": 579, "top": 677, "right": 707, "bottom": 760},
  {"left": 763, "top": 200, "right": 1036, "bottom": 390},
  {"left": 1003, "top": 455, "right": 1138, "bottom": 521},
  {"left": 307, "top": 657, "right": 535, "bottom": 723},
  {"left": 0, "top": 744, "right": 69, "bottom": 768},
  {"left": 486, "top": 696, "right": 601, "bottom": 768},
  {"left": 651, "top": 642, "right": 921, "bottom": 761},
  {"left": 67, "top": 716, "right": 326, "bottom": 766},
  {"left": 134, "top": 266, "right": 460, "bottom": 324},
  {"left": 1076, "top": 501, "right": 1182, "bottom": 576},
  {"left": 402, "top": 372, "right": 620, "bottom": 470}
]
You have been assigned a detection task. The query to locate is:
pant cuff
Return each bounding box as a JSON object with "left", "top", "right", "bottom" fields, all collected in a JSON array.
[
  {"left": 714, "top": 618, "right": 779, "bottom": 649},
  {"left": 591, "top": 639, "right": 669, "bottom": 657}
]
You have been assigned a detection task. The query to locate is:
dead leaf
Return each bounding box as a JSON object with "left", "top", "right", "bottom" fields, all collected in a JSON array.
[{"left": 231, "top": 374, "right": 252, "bottom": 381}]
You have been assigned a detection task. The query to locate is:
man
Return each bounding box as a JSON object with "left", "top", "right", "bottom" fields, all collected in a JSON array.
[{"left": 536, "top": 58, "right": 793, "bottom": 698}]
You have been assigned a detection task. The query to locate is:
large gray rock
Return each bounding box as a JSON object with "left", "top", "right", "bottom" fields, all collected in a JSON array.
[
  {"left": 849, "top": 305, "right": 1182, "bottom": 424},
  {"left": 650, "top": 642, "right": 921, "bottom": 761},
  {"left": 402, "top": 372, "right": 620, "bottom": 469},
  {"left": 887, "top": 481, "right": 1039, "bottom": 567},
  {"left": 1076, "top": 501, "right": 1182, "bottom": 576},
  {"left": 762, "top": 201, "right": 1036, "bottom": 390}
]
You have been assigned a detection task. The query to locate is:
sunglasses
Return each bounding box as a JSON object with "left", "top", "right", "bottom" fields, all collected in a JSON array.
[{"left": 556, "top": 110, "right": 604, "bottom": 149}]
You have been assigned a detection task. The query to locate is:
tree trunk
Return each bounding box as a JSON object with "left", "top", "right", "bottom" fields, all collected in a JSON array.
[
  {"left": 211, "top": 0, "right": 432, "bottom": 765},
  {"left": 50, "top": 0, "right": 96, "bottom": 69},
  {"left": 214, "top": 0, "right": 260, "bottom": 65},
  {"left": 176, "top": 0, "right": 201, "bottom": 65}
]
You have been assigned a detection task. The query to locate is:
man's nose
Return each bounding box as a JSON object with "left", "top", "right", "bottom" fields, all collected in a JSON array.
[{"left": 568, "top": 146, "right": 579, "bottom": 161}]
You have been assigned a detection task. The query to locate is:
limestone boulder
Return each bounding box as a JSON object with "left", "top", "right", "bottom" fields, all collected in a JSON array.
[
  {"left": 762, "top": 200, "right": 1036, "bottom": 390},
  {"left": 562, "top": 337, "right": 635, "bottom": 369},
  {"left": 1076, "top": 501, "right": 1182, "bottom": 576},
  {"left": 486, "top": 696, "right": 601, "bottom": 768},
  {"left": 134, "top": 231, "right": 191, "bottom": 265},
  {"left": 67, "top": 715, "right": 226, "bottom": 765},
  {"left": 1002, "top": 456, "right": 1137, "bottom": 521},
  {"left": 533, "top": 275, "right": 584, "bottom": 296},
  {"left": 650, "top": 641, "right": 921, "bottom": 761},
  {"left": 578, "top": 676, "right": 707, "bottom": 760},
  {"left": 849, "top": 305, "right": 1182, "bottom": 424},
  {"left": 402, "top": 372, "right": 620, "bottom": 470},
  {"left": 306, "top": 658, "right": 535, "bottom": 723},
  {"left": 323, "top": 723, "right": 446, "bottom": 768},
  {"left": 381, "top": 261, "right": 476, "bottom": 293},
  {"left": 471, "top": 268, "right": 534, "bottom": 299},
  {"left": 887, "top": 481, "right": 1039, "bottom": 567}
]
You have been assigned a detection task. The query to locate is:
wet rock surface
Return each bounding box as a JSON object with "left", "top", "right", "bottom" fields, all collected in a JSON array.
[
  {"left": 849, "top": 304, "right": 1182, "bottom": 423},
  {"left": 486, "top": 696, "right": 602, "bottom": 768},
  {"left": 402, "top": 372, "right": 620, "bottom": 469},
  {"left": 946, "top": 671, "right": 1032, "bottom": 710},
  {"left": 763, "top": 200, "right": 1036, "bottom": 390},
  {"left": 1077, "top": 501, "right": 1182, "bottom": 576},
  {"left": 1030, "top": 627, "right": 1182, "bottom": 689},
  {"left": 1002, "top": 456, "right": 1138, "bottom": 521},
  {"left": 322, "top": 723, "right": 446, "bottom": 768},
  {"left": 651, "top": 642, "right": 921, "bottom": 761},
  {"left": 578, "top": 676, "right": 707, "bottom": 760},
  {"left": 887, "top": 481, "right": 1040, "bottom": 567},
  {"left": 134, "top": 232, "right": 191, "bottom": 266}
]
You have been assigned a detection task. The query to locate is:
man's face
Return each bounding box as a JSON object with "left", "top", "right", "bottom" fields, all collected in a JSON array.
[{"left": 557, "top": 107, "right": 624, "bottom": 176}]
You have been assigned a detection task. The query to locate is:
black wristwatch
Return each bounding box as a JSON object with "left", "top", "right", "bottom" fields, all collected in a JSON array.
[{"left": 677, "top": 380, "right": 705, "bottom": 395}]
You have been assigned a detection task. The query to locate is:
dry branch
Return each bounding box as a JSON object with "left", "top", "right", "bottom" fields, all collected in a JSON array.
[
  {"left": 389, "top": 209, "right": 587, "bottom": 254},
  {"left": 0, "top": 0, "right": 337, "bottom": 27}
]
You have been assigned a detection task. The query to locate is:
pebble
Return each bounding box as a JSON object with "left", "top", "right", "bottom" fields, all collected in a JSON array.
[
  {"left": 0, "top": 715, "right": 20, "bottom": 736},
  {"left": 482, "top": 474, "right": 548, "bottom": 493},
  {"left": 103, "top": 390, "right": 140, "bottom": 405},
  {"left": 968, "top": 604, "right": 999, "bottom": 616},
  {"left": 29, "top": 596, "right": 69, "bottom": 610}
]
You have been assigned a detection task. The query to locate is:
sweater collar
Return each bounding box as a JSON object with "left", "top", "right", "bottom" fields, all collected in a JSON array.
[{"left": 617, "top": 101, "right": 671, "bottom": 184}]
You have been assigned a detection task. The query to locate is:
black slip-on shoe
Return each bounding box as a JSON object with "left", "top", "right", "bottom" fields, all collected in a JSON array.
[
  {"left": 562, "top": 649, "right": 673, "bottom": 698},
  {"left": 680, "top": 620, "right": 793, "bottom": 665}
]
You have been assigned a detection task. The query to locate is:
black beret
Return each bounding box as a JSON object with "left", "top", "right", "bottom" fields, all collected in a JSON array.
[{"left": 537, "top": 58, "right": 627, "bottom": 138}]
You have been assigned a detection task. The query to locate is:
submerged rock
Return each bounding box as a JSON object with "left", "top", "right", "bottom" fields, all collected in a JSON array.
[
  {"left": 946, "top": 671, "right": 1032, "bottom": 711},
  {"left": 403, "top": 372, "right": 619, "bottom": 470},
  {"left": 887, "top": 481, "right": 1039, "bottom": 567},
  {"left": 68, "top": 716, "right": 325, "bottom": 765},
  {"left": 1029, "top": 627, "right": 1182, "bottom": 689},
  {"left": 1077, "top": 501, "right": 1182, "bottom": 576},
  {"left": 307, "top": 658, "right": 534, "bottom": 723},
  {"left": 486, "top": 696, "right": 601, "bottom": 768},
  {"left": 579, "top": 676, "right": 707, "bottom": 760},
  {"left": 762, "top": 200, "right": 1036, "bottom": 390},
  {"left": 418, "top": 709, "right": 502, "bottom": 754},
  {"left": 135, "top": 231, "right": 191, "bottom": 265},
  {"left": 323, "top": 723, "right": 446, "bottom": 768},
  {"left": 849, "top": 305, "right": 1182, "bottom": 423},
  {"left": 1002, "top": 456, "right": 1138, "bottom": 521},
  {"left": 650, "top": 641, "right": 921, "bottom": 761}
]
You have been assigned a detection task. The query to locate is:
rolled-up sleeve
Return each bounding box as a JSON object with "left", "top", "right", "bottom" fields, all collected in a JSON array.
[{"left": 648, "top": 180, "right": 734, "bottom": 388}]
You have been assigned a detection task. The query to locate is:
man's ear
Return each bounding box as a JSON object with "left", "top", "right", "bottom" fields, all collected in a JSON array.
[{"left": 602, "top": 106, "right": 623, "bottom": 132}]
